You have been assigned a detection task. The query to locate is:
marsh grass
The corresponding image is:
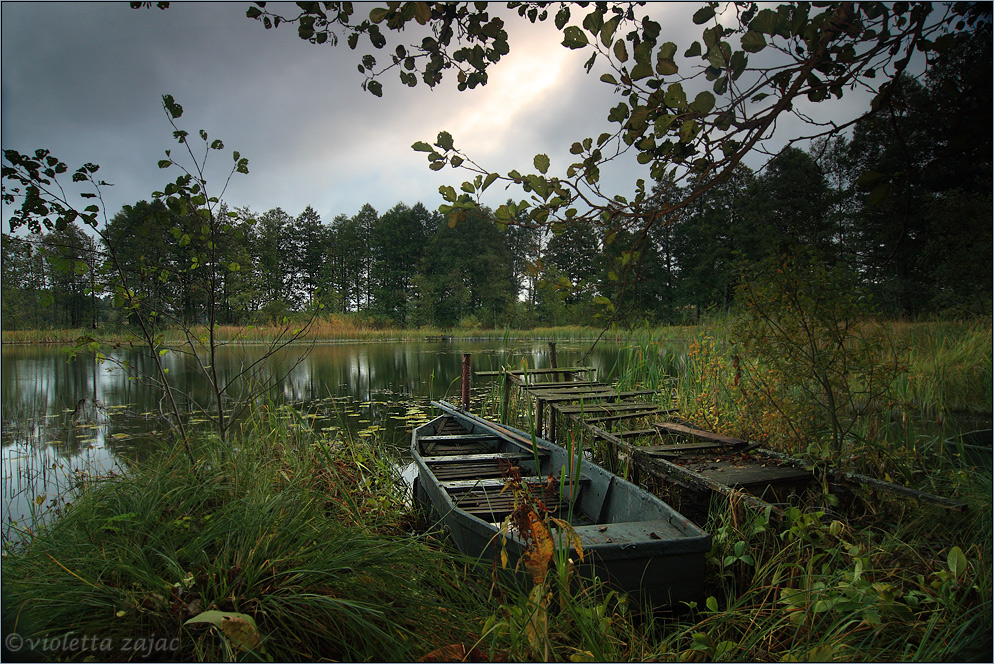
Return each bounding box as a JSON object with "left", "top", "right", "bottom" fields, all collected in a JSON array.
[
  {"left": 655, "top": 475, "right": 993, "bottom": 662},
  {"left": 889, "top": 319, "right": 994, "bottom": 418},
  {"left": 1, "top": 417, "right": 490, "bottom": 662}
]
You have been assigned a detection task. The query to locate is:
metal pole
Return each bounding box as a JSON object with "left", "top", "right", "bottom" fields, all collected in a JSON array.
[{"left": 461, "top": 353, "right": 471, "bottom": 411}]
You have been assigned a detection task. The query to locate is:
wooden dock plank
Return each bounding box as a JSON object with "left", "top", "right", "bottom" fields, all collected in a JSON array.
[
  {"left": 555, "top": 402, "right": 662, "bottom": 415},
  {"left": 517, "top": 380, "right": 601, "bottom": 389},
  {"left": 654, "top": 422, "right": 749, "bottom": 448},
  {"left": 639, "top": 442, "right": 732, "bottom": 457},
  {"left": 526, "top": 388, "right": 658, "bottom": 403},
  {"left": 475, "top": 367, "right": 597, "bottom": 377}
]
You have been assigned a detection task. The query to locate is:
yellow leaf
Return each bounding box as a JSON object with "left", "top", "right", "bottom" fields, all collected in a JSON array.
[
  {"left": 521, "top": 506, "right": 554, "bottom": 586},
  {"left": 219, "top": 615, "right": 263, "bottom": 652}
]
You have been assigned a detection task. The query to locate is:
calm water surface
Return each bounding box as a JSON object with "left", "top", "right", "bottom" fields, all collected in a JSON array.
[{"left": 1, "top": 339, "right": 652, "bottom": 540}]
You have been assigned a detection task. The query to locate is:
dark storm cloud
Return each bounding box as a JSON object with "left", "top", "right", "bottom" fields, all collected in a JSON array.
[{"left": 1, "top": 2, "right": 468, "bottom": 222}]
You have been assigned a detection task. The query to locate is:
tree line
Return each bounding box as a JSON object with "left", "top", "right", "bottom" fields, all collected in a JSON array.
[{"left": 3, "top": 27, "right": 990, "bottom": 331}]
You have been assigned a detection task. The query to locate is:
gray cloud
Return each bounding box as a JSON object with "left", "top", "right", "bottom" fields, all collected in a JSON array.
[{"left": 2, "top": 1, "right": 883, "bottom": 230}]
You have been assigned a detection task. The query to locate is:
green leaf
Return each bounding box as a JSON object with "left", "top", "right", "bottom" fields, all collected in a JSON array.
[
  {"left": 533, "top": 153, "right": 550, "bottom": 175},
  {"left": 631, "top": 61, "right": 653, "bottom": 81},
  {"left": 162, "top": 94, "right": 183, "bottom": 119},
  {"left": 685, "top": 41, "right": 702, "bottom": 58},
  {"left": 867, "top": 182, "right": 891, "bottom": 206},
  {"left": 691, "top": 91, "right": 715, "bottom": 114},
  {"left": 582, "top": 9, "right": 603, "bottom": 36},
  {"left": 947, "top": 546, "right": 967, "bottom": 579},
  {"left": 600, "top": 16, "right": 620, "bottom": 46},
  {"left": 412, "top": 141, "right": 433, "bottom": 152},
  {"left": 693, "top": 6, "right": 716, "bottom": 24},
  {"left": 438, "top": 185, "right": 457, "bottom": 202},
  {"left": 679, "top": 119, "right": 699, "bottom": 142},
  {"left": 857, "top": 170, "right": 883, "bottom": 187},
  {"left": 185, "top": 611, "right": 266, "bottom": 654},
  {"left": 614, "top": 39, "right": 628, "bottom": 63},
  {"left": 742, "top": 30, "right": 767, "bottom": 52},
  {"left": 600, "top": 73, "right": 618, "bottom": 85},
  {"left": 749, "top": 8, "right": 784, "bottom": 35},
  {"left": 369, "top": 7, "right": 389, "bottom": 23},
  {"left": 608, "top": 102, "right": 629, "bottom": 123},
  {"left": 656, "top": 42, "right": 678, "bottom": 75},
  {"left": 481, "top": 172, "right": 499, "bottom": 191},
  {"left": 562, "top": 25, "right": 588, "bottom": 50},
  {"left": 413, "top": 2, "right": 431, "bottom": 25},
  {"left": 664, "top": 83, "right": 687, "bottom": 109},
  {"left": 435, "top": 131, "right": 454, "bottom": 151}
]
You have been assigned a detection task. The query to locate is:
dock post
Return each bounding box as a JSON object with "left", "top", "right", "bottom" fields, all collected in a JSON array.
[
  {"left": 548, "top": 341, "right": 559, "bottom": 382},
  {"left": 461, "top": 353, "right": 471, "bottom": 411}
]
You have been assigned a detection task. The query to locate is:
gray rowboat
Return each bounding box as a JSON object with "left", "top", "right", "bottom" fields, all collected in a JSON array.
[{"left": 411, "top": 400, "right": 711, "bottom": 608}]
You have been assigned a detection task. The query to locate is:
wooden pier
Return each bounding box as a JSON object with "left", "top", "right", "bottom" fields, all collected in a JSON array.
[{"left": 470, "top": 345, "right": 966, "bottom": 526}]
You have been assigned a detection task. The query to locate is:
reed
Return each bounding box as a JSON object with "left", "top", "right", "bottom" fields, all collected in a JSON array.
[{"left": 889, "top": 319, "right": 993, "bottom": 417}]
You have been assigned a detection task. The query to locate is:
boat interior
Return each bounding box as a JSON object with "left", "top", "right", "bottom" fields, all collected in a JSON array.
[{"left": 416, "top": 415, "right": 595, "bottom": 526}]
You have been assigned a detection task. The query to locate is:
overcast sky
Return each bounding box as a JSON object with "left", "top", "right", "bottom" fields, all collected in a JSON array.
[{"left": 2, "top": 1, "right": 880, "bottom": 229}]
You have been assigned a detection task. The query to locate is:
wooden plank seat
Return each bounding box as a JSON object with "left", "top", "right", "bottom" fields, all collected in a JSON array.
[
  {"left": 439, "top": 475, "right": 591, "bottom": 491},
  {"left": 447, "top": 483, "right": 579, "bottom": 521},
  {"left": 437, "top": 419, "right": 472, "bottom": 435},
  {"left": 422, "top": 451, "right": 547, "bottom": 464},
  {"left": 420, "top": 433, "right": 501, "bottom": 456},
  {"left": 425, "top": 451, "right": 549, "bottom": 481}
]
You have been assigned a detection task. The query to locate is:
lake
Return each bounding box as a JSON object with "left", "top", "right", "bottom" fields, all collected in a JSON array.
[{"left": 1, "top": 339, "right": 658, "bottom": 542}]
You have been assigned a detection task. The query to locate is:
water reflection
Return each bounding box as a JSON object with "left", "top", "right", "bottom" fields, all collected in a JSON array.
[{"left": 1, "top": 340, "right": 639, "bottom": 539}]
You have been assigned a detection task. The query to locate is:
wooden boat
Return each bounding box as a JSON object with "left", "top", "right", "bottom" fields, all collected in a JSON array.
[{"left": 411, "top": 401, "right": 711, "bottom": 608}]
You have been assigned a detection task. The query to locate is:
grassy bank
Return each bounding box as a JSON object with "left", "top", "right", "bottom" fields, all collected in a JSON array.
[
  {"left": 2, "top": 410, "right": 493, "bottom": 661},
  {"left": 3, "top": 402, "right": 990, "bottom": 662}
]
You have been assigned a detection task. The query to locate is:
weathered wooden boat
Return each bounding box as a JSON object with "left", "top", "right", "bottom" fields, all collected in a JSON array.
[{"left": 411, "top": 401, "right": 711, "bottom": 608}]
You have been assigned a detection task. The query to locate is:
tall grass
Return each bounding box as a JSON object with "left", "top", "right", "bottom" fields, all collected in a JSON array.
[
  {"left": 889, "top": 319, "right": 994, "bottom": 418},
  {"left": 651, "top": 476, "right": 992, "bottom": 662},
  {"left": 1, "top": 416, "right": 489, "bottom": 662}
]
